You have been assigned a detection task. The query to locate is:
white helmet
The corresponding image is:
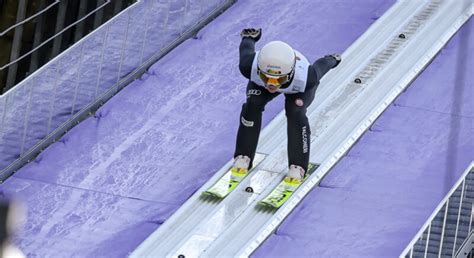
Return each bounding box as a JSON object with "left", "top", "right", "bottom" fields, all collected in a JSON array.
[{"left": 257, "top": 41, "right": 296, "bottom": 78}]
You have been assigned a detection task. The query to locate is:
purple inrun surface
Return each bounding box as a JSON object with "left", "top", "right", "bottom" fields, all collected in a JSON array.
[
  {"left": 254, "top": 18, "right": 473, "bottom": 258},
  {"left": 0, "top": 0, "right": 395, "bottom": 257}
]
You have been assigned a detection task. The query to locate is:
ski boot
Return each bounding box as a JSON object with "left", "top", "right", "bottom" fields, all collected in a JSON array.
[
  {"left": 325, "top": 53, "right": 342, "bottom": 67},
  {"left": 283, "top": 165, "right": 306, "bottom": 191},
  {"left": 230, "top": 155, "right": 251, "bottom": 182}
]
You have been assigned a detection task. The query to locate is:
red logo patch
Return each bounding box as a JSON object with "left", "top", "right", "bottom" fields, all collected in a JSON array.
[{"left": 295, "top": 98, "right": 304, "bottom": 107}]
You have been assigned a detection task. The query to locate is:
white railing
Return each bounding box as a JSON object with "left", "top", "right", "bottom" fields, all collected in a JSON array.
[
  {"left": 0, "top": 0, "right": 60, "bottom": 37},
  {"left": 0, "top": 0, "right": 235, "bottom": 179},
  {"left": 401, "top": 162, "right": 474, "bottom": 258},
  {"left": 0, "top": 0, "right": 112, "bottom": 70}
]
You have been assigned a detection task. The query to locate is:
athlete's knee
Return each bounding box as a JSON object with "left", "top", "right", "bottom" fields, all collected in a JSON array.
[{"left": 285, "top": 103, "right": 307, "bottom": 120}]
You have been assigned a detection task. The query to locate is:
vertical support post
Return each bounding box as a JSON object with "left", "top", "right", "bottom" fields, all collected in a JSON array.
[
  {"left": 93, "top": 1, "right": 105, "bottom": 29},
  {"left": 51, "top": 0, "right": 68, "bottom": 57},
  {"left": 29, "top": 0, "right": 47, "bottom": 73},
  {"left": 94, "top": 25, "right": 109, "bottom": 99},
  {"left": 46, "top": 61, "right": 60, "bottom": 134},
  {"left": 139, "top": 1, "right": 151, "bottom": 64},
  {"left": 113, "top": 0, "right": 123, "bottom": 15},
  {"left": 424, "top": 223, "right": 431, "bottom": 258},
  {"left": 70, "top": 43, "right": 85, "bottom": 117},
  {"left": 5, "top": 0, "right": 28, "bottom": 92},
  {"left": 438, "top": 201, "right": 449, "bottom": 257},
  {"left": 469, "top": 202, "right": 473, "bottom": 233},
  {"left": 453, "top": 180, "right": 466, "bottom": 256},
  {"left": 20, "top": 81, "right": 34, "bottom": 154},
  {"left": 116, "top": 12, "right": 131, "bottom": 91},
  {"left": 73, "top": 0, "right": 89, "bottom": 42}
]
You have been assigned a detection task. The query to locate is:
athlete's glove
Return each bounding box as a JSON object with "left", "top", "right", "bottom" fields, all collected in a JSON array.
[
  {"left": 325, "top": 53, "right": 341, "bottom": 67},
  {"left": 241, "top": 28, "right": 262, "bottom": 42}
]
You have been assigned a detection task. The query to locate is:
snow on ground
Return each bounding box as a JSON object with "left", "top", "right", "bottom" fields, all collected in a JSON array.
[
  {"left": 254, "top": 17, "right": 473, "bottom": 258},
  {"left": 0, "top": 0, "right": 395, "bottom": 256}
]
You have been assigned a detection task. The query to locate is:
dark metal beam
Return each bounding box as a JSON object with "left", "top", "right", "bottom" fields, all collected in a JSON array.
[
  {"left": 93, "top": 1, "right": 105, "bottom": 29},
  {"left": 73, "top": 0, "right": 88, "bottom": 42},
  {"left": 29, "top": 0, "right": 46, "bottom": 73},
  {"left": 113, "top": 0, "right": 123, "bottom": 15},
  {"left": 51, "top": 0, "right": 68, "bottom": 57},
  {"left": 5, "top": 0, "right": 27, "bottom": 92}
]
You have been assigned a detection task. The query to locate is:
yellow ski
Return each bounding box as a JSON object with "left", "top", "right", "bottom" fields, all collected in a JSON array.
[
  {"left": 202, "top": 154, "right": 265, "bottom": 198},
  {"left": 259, "top": 163, "right": 318, "bottom": 208}
]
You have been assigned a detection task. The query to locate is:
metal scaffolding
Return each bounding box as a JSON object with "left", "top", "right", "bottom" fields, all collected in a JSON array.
[{"left": 0, "top": 0, "right": 132, "bottom": 93}]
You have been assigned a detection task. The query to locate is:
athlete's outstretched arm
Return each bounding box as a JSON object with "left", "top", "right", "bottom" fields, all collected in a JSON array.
[
  {"left": 239, "top": 28, "right": 261, "bottom": 79},
  {"left": 239, "top": 38, "right": 256, "bottom": 79}
]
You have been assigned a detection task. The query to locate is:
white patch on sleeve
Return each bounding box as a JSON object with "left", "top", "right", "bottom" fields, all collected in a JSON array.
[{"left": 241, "top": 117, "right": 254, "bottom": 127}]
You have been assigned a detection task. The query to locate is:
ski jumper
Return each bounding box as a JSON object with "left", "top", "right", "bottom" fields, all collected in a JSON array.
[{"left": 234, "top": 37, "right": 338, "bottom": 172}]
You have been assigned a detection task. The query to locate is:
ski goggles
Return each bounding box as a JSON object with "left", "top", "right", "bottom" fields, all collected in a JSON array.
[{"left": 257, "top": 69, "right": 291, "bottom": 87}]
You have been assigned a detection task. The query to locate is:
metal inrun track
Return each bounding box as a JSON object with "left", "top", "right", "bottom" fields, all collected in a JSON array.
[{"left": 131, "top": 0, "right": 473, "bottom": 257}]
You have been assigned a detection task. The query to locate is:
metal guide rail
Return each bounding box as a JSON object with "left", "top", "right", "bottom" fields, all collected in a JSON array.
[
  {"left": 131, "top": 0, "right": 473, "bottom": 257},
  {"left": 400, "top": 163, "right": 474, "bottom": 258}
]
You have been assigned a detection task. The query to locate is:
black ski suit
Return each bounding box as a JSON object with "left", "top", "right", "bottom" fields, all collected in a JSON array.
[{"left": 234, "top": 37, "right": 339, "bottom": 172}]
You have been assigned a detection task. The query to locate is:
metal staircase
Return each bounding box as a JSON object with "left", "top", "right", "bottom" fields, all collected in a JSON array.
[{"left": 403, "top": 163, "right": 474, "bottom": 258}]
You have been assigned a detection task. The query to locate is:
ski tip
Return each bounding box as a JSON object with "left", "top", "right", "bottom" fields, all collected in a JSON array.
[
  {"left": 256, "top": 204, "right": 275, "bottom": 213},
  {"left": 258, "top": 201, "right": 279, "bottom": 210},
  {"left": 201, "top": 191, "right": 224, "bottom": 199},
  {"left": 199, "top": 193, "right": 212, "bottom": 202}
]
